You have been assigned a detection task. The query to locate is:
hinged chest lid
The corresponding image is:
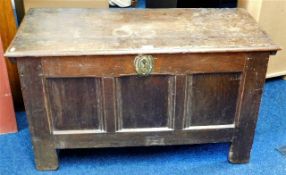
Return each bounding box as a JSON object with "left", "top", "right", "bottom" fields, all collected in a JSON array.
[{"left": 5, "top": 8, "right": 280, "bottom": 57}]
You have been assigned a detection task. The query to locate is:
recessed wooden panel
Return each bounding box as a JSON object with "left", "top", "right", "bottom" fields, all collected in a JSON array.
[
  {"left": 45, "top": 78, "right": 103, "bottom": 131},
  {"left": 185, "top": 73, "right": 241, "bottom": 127},
  {"left": 116, "top": 75, "right": 175, "bottom": 130}
]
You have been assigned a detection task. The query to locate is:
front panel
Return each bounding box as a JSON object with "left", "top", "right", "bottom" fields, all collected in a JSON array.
[
  {"left": 42, "top": 53, "right": 246, "bottom": 141},
  {"left": 116, "top": 75, "right": 175, "bottom": 131},
  {"left": 46, "top": 78, "right": 104, "bottom": 132},
  {"left": 184, "top": 73, "right": 241, "bottom": 127}
]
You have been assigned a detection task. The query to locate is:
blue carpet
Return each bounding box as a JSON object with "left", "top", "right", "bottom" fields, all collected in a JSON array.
[{"left": 1, "top": 78, "right": 286, "bottom": 175}]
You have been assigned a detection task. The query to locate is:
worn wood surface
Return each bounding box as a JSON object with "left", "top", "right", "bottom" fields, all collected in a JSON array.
[
  {"left": 53, "top": 129, "right": 234, "bottom": 149},
  {"left": 229, "top": 52, "right": 269, "bottom": 163},
  {"left": 10, "top": 8, "right": 280, "bottom": 170},
  {"left": 18, "top": 52, "right": 274, "bottom": 170},
  {"left": 185, "top": 73, "right": 241, "bottom": 127},
  {"left": 5, "top": 8, "right": 280, "bottom": 57},
  {"left": 41, "top": 53, "right": 246, "bottom": 77},
  {"left": 17, "top": 58, "right": 58, "bottom": 170},
  {"left": 0, "top": 0, "right": 23, "bottom": 110},
  {"left": 117, "top": 75, "right": 174, "bottom": 129},
  {"left": 46, "top": 78, "right": 103, "bottom": 131}
]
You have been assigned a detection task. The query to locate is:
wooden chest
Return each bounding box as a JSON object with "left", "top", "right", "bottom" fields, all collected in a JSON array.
[{"left": 5, "top": 8, "right": 280, "bottom": 170}]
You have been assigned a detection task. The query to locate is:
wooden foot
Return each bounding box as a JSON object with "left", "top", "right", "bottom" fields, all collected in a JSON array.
[
  {"left": 33, "top": 142, "right": 59, "bottom": 171},
  {"left": 228, "top": 143, "right": 250, "bottom": 164}
]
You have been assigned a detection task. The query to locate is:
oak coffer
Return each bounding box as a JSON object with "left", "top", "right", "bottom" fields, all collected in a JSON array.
[{"left": 5, "top": 8, "right": 280, "bottom": 170}]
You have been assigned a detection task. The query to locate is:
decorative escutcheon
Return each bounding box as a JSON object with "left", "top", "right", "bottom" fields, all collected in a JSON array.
[{"left": 134, "top": 55, "right": 154, "bottom": 76}]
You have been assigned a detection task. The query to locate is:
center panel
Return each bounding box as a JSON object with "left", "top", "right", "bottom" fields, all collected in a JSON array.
[{"left": 115, "top": 75, "right": 175, "bottom": 131}]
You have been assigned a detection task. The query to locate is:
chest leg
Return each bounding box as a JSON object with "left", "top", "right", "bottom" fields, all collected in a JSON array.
[{"left": 228, "top": 54, "right": 269, "bottom": 163}]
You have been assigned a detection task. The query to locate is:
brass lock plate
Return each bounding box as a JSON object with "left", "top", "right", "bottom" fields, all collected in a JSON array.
[{"left": 134, "top": 55, "right": 154, "bottom": 76}]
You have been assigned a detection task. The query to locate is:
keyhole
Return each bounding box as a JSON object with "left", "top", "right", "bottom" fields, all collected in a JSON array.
[{"left": 142, "top": 59, "right": 147, "bottom": 68}]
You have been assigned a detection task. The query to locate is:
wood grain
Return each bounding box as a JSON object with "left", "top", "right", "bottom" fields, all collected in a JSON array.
[
  {"left": 17, "top": 58, "right": 58, "bottom": 170},
  {"left": 5, "top": 8, "right": 280, "bottom": 57},
  {"left": 53, "top": 128, "right": 234, "bottom": 149},
  {"left": 116, "top": 75, "right": 174, "bottom": 130},
  {"left": 174, "top": 75, "right": 187, "bottom": 130},
  {"left": 41, "top": 53, "right": 246, "bottom": 77},
  {"left": 11, "top": 8, "right": 280, "bottom": 170},
  {"left": 17, "top": 52, "right": 274, "bottom": 170},
  {"left": 45, "top": 78, "right": 104, "bottom": 131},
  {"left": 229, "top": 52, "right": 269, "bottom": 163},
  {"left": 0, "top": 1, "right": 17, "bottom": 50},
  {"left": 102, "top": 78, "right": 116, "bottom": 133},
  {"left": 0, "top": 0, "right": 23, "bottom": 110},
  {"left": 185, "top": 73, "right": 241, "bottom": 127}
]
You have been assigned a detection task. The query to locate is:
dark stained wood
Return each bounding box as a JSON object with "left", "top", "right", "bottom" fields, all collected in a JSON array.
[
  {"left": 228, "top": 52, "right": 269, "bottom": 163},
  {"left": 17, "top": 58, "right": 58, "bottom": 170},
  {"left": 8, "top": 8, "right": 280, "bottom": 171},
  {"left": 45, "top": 78, "right": 104, "bottom": 131},
  {"left": 5, "top": 8, "right": 280, "bottom": 57},
  {"left": 185, "top": 73, "right": 241, "bottom": 127},
  {"left": 102, "top": 78, "right": 116, "bottom": 133},
  {"left": 41, "top": 53, "right": 246, "bottom": 77},
  {"left": 16, "top": 51, "right": 275, "bottom": 170},
  {"left": 116, "top": 75, "right": 175, "bottom": 129},
  {"left": 32, "top": 139, "right": 58, "bottom": 171},
  {"left": 174, "top": 75, "right": 187, "bottom": 130},
  {"left": 53, "top": 128, "right": 234, "bottom": 149}
]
